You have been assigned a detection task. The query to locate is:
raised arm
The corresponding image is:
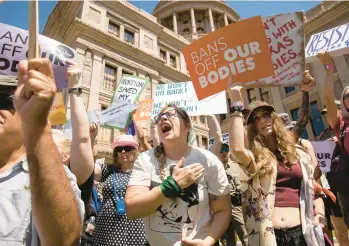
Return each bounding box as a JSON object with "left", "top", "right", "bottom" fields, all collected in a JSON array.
[
  {"left": 150, "top": 121, "right": 160, "bottom": 147},
  {"left": 67, "top": 62, "right": 95, "bottom": 185},
  {"left": 133, "top": 114, "right": 152, "bottom": 151},
  {"left": 318, "top": 52, "right": 340, "bottom": 129},
  {"left": 89, "top": 122, "right": 99, "bottom": 158},
  {"left": 207, "top": 114, "right": 223, "bottom": 156},
  {"left": 293, "top": 71, "right": 313, "bottom": 140},
  {"left": 227, "top": 84, "right": 254, "bottom": 171},
  {"left": 15, "top": 59, "right": 81, "bottom": 246}
]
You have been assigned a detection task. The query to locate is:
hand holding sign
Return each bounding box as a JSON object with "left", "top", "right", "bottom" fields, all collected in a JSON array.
[
  {"left": 300, "top": 70, "right": 315, "bottom": 92},
  {"left": 317, "top": 51, "right": 333, "bottom": 66}
]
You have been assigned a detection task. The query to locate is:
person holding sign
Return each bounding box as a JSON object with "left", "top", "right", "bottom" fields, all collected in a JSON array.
[
  {"left": 318, "top": 51, "right": 349, "bottom": 231},
  {"left": 228, "top": 84, "right": 325, "bottom": 246},
  {"left": 0, "top": 59, "right": 84, "bottom": 245},
  {"left": 93, "top": 135, "right": 146, "bottom": 246},
  {"left": 126, "top": 104, "right": 231, "bottom": 246}
]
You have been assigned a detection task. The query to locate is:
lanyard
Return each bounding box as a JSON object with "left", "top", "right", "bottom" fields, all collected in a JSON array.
[{"left": 112, "top": 170, "right": 130, "bottom": 201}]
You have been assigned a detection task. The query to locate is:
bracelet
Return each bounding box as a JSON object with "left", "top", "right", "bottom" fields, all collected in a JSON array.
[
  {"left": 230, "top": 114, "right": 244, "bottom": 120},
  {"left": 160, "top": 176, "right": 183, "bottom": 198},
  {"left": 326, "top": 64, "right": 334, "bottom": 70}
]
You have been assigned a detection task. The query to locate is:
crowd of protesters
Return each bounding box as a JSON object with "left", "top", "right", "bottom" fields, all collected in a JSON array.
[{"left": 1, "top": 50, "right": 349, "bottom": 246}]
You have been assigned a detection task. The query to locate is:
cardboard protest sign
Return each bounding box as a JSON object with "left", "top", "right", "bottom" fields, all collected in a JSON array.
[
  {"left": 106, "top": 75, "right": 148, "bottom": 129},
  {"left": 311, "top": 141, "right": 336, "bottom": 173},
  {"left": 125, "top": 120, "right": 136, "bottom": 136},
  {"left": 209, "top": 133, "right": 229, "bottom": 148},
  {"left": 48, "top": 92, "right": 67, "bottom": 126},
  {"left": 306, "top": 22, "right": 349, "bottom": 63},
  {"left": 0, "top": 22, "right": 76, "bottom": 88},
  {"left": 247, "top": 12, "right": 305, "bottom": 87},
  {"left": 152, "top": 82, "right": 227, "bottom": 117},
  {"left": 134, "top": 99, "right": 153, "bottom": 121},
  {"left": 99, "top": 102, "right": 138, "bottom": 127},
  {"left": 183, "top": 16, "right": 274, "bottom": 100}
]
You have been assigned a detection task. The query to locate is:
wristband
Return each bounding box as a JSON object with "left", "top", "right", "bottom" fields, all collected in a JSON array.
[
  {"left": 160, "top": 176, "right": 183, "bottom": 198},
  {"left": 231, "top": 101, "right": 243, "bottom": 113},
  {"left": 326, "top": 64, "right": 334, "bottom": 70}
]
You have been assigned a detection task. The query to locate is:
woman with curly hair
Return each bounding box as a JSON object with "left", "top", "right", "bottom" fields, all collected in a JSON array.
[
  {"left": 125, "top": 104, "right": 231, "bottom": 246},
  {"left": 228, "top": 84, "right": 325, "bottom": 246}
]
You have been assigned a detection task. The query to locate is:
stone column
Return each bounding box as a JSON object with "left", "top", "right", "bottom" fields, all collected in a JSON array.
[
  {"left": 333, "top": 56, "right": 349, "bottom": 88},
  {"left": 173, "top": 12, "right": 178, "bottom": 34},
  {"left": 87, "top": 51, "right": 103, "bottom": 110},
  {"left": 198, "top": 135, "right": 203, "bottom": 147},
  {"left": 270, "top": 87, "right": 285, "bottom": 113},
  {"left": 166, "top": 51, "right": 170, "bottom": 65},
  {"left": 208, "top": 9, "right": 215, "bottom": 32},
  {"left": 116, "top": 66, "right": 123, "bottom": 85},
  {"left": 255, "top": 88, "right": 262, "bottom": 101},
  {"left": 120, "top": 25, "right": 125, "bottom": 40},
  {"left": 134, "top": 32, "right": 139, "bottom": 47},
  {"left": 224, "top": 14, "right": 229, "bottom": 26},
  {"left": 190, "top": 8, "right": 197, "bottom": 33}
]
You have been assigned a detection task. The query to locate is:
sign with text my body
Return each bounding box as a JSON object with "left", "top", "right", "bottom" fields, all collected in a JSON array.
[
  {"left": 106, "top": 75, "right": 148, "bottom": 129},
  {"left": 0, "top": 22, "right": 76, "bottom": 88},
  {"left": 247, "top": 12, "right": 305, "bottom": 87},
  {"left": 152, "top": 82, "right": 227, "bottom": 117},
  {"left": 305, "top": 22, "right": 349, "bottom": 62},
  {"left": 183, "top": 16, "right": 274, "bottom": 100}
]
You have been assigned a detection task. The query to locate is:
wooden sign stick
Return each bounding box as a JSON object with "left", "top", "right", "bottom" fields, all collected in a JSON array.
[{"left": 28, "top": 0, "right": 39, "bottom": 59}]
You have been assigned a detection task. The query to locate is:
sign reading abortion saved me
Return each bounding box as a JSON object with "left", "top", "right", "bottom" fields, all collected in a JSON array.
[
  {"left": 0, "top": 22, "right": 76, "bottom": 88},
  {"left": 183, "top": 16, "right": 274, "bottom": 100},
  {"left": 305, "top": 22, "right": 349, "bottom": 62}
]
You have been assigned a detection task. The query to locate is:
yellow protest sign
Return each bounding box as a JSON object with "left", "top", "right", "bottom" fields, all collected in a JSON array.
[{"left": 49, "top": 92, "right": 67, "bottom": 125}]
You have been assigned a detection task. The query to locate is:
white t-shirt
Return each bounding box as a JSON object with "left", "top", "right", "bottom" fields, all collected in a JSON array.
[{"left": 128, "top": 147, "right": 230, "bottom": 246}]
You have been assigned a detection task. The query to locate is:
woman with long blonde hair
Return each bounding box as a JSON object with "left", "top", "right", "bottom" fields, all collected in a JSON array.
[{"left": 228, "top": 84, "right": 325, "bottom": 246}]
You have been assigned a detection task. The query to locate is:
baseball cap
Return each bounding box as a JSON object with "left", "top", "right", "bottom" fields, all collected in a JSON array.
[
  {"left": 321, "top": 100, "right": 341, "bottom": 115},
  {"left": 246, "top": 101, "right": 275, "bottom": 125},
  {"left": 0, "top": 76, "right": 18, "bottom": 87}
]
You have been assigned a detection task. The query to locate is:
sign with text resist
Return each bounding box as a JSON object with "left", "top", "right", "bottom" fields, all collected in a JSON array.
[{"left": 183, "top": 16, "right": 274, "bottom": 100}]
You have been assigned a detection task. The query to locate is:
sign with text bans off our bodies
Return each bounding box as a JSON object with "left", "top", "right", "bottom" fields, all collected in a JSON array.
[
  {"left": 305, "top": 22, "right": 349, "bottom": 62},
  {"left": 247, "top": 12, "right": 305, "bottom": 87},
  {"left": 152, "top": 82, "right": 227, "bottom": 117},
  {"left": 311, "top": 141, "right": 336, "bottom": 173},
  {"left": 183, "top": 16, "right": 274, "bottom": 100},
  {"left": 0, "top": 22, "right": 76, "bottom": 88},
  {"left": 106, "top": 75, "right": 148, "bottom": 129}
]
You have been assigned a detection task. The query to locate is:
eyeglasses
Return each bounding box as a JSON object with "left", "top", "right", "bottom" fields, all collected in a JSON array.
[
  {"left": 343, "top": 94, "right": 349, "bottom": 100},
  {"left": 0, "top": 93, "right": 15, "bottom": 110},
  {"left": 220, "top": 146, "right": 229, "bottom": 153},
  {"left": 114, "top": 146, "right": 135, "bottom": 153},
  {"left": 153, "top": 109, "right": 178, "bottom": 124}
]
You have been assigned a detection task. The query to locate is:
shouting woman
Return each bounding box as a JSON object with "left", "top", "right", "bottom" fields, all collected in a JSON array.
[
  {"left": 228, "top": 84, "right": 325, "bottom": 246},
  {"left": 125, "top": 104, "right": 231, "bottom": 246}
]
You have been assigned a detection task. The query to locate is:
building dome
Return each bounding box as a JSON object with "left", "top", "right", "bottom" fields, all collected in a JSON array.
[{"left": 153, "top": 0, "right": 240, "bottom": 41}]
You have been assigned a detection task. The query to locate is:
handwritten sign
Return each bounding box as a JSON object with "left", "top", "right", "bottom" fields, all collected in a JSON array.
[
  {"left": 306, "top": 22, "right": 349, "bottom": 62},
  {"left": 209, "top": 133, "right": 229, "bottom": 148},
  {"left": 152, "top": 82, "right": 227, "bottom": 117},
  {"left": 107, "top": 75, "right": 148, "bottom": 129},
  {"left": 0, "top": 22, "right": 76, "bottom": 88},
  {"left": 100, "top": 102, "right": 138, "bottom": 128},
  {"left": 48, "top": 92, "right": 67, "bottom": 125},
  {"left": 247, "top": 12, "right": 305, "bottom": 87},
  {"left": 311, "top": 141, "right": 336, "bottom": 173},
  {"left": 183, "top": 16, "right": 274, "bottom": 100},
  {"left": 134, "top": 99, "right": 153, "bottom": 121}
]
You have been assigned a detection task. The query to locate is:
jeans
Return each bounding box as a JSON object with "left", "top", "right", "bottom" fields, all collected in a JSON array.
[{"left": 275, "top": 225, "right": 307, "bottom": 246}]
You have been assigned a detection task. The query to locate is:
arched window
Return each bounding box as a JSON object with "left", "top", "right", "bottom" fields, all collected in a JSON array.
[
  {"left": 197, "top": 27, "right": 204, "bottom": 33},
  {"left": 197, "top": 19, "right": 202, "bottom": 23},
  {"left": 183, "top": 20, "right": 189, "bottom": 25},
  {"left": 183, "top": 28, "right": 190, "bottom": 34}
]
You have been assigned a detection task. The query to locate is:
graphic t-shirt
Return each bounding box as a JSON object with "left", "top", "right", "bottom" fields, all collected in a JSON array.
[{"left": 128, "top": 147, "right": 230, "bottom": 246}]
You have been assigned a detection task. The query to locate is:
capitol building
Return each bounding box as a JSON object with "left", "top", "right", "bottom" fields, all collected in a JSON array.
[{"left": 43, "top": 0, "right": 349, "bottom": 161}]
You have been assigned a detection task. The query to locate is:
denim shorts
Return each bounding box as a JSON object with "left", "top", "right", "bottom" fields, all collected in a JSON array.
[{"left": 275, "top": 225, "right": 307, "bottom": 246}]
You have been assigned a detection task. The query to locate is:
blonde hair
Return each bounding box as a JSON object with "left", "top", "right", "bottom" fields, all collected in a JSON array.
[
  {"left": 51, "top": 129, "right": 71, "bottom": 154},
  {"left": 247, "top": 112, "right": 298, "bottom": 177},
  {"left": 154, "top": 104, "right": 191, "bottom": 180}
]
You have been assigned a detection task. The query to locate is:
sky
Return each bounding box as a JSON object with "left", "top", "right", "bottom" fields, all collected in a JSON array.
[{"left": 0, "top": 0, "right": 321, "bottom": 34}]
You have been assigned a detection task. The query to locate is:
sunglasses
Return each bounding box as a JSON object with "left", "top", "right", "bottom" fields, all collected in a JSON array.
[
  {"left": 115, "top": 146, "right": 135, "bottom": 153},
  {"left": 153, "top": 109, "right": 178, "bottom": 124},
  {"left": 343, "top": 94, "right": 349, "bottom": 100},
  {"left": 220, "top": 147, "right": 229, "bottom": 153},
  {"left": 0, "top": 93, "right": 15, "bottom": 110}
]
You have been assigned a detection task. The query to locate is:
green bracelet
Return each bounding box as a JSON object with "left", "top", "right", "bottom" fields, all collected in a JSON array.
[{"left": 160, "top": 176, "right": 182, "bottom": 198}]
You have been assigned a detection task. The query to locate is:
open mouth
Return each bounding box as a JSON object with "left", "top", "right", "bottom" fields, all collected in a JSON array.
[{"left": 161, "top": 123, "right": 172, "bottom": 134}]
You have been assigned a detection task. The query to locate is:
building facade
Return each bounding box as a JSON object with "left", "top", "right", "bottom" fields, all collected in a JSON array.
[{"left": 43, "top": 1, "right": 349, "bottom": 161}]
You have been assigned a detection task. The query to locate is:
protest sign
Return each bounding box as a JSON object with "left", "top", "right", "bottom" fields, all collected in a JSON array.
[
  {"left": 100, "top": 102, "right": 138, "bottom": 127},
  {"left": 311, "top": 141, "right": 336, "bottom": 173},
  {"left": 305, "top": 22, "right": 349, "bottom": 63},
  {"left": 106, "top": 75, "right": 148, "bottom": 129},
  {"left": 0, "top": 22, "right": 76, "bottom": 88},
  {"left": 183, "top": 16, "right": 274, "bottom": 100},
  {"left": 48, "top": 92, "right": 67, "bottom": 126},
  {"left": 125, "top": 120, "right": 136, "bottom": 136},
  {"left": 152, "top": 82, "right": 227, "bottom": 117},
  {"left": 209, "top": 133, "right": 229, "bottom": 148},
  {"left": 134, "top": 99, "right": 153, "bottom": 121},
  {"left": 247, "top": 12, "right": 305, "bottom": 87}
]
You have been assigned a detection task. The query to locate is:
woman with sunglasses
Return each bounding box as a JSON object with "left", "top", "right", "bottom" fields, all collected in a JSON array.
[
  {"left": 93, "top": 135, "right": 146, "bottom": 246},
  {"left": 228, "top": 84, "right": 325, "bottom": 246},
  {"left": 125, "top": 104, "right": 231, "bottom": 246}
]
